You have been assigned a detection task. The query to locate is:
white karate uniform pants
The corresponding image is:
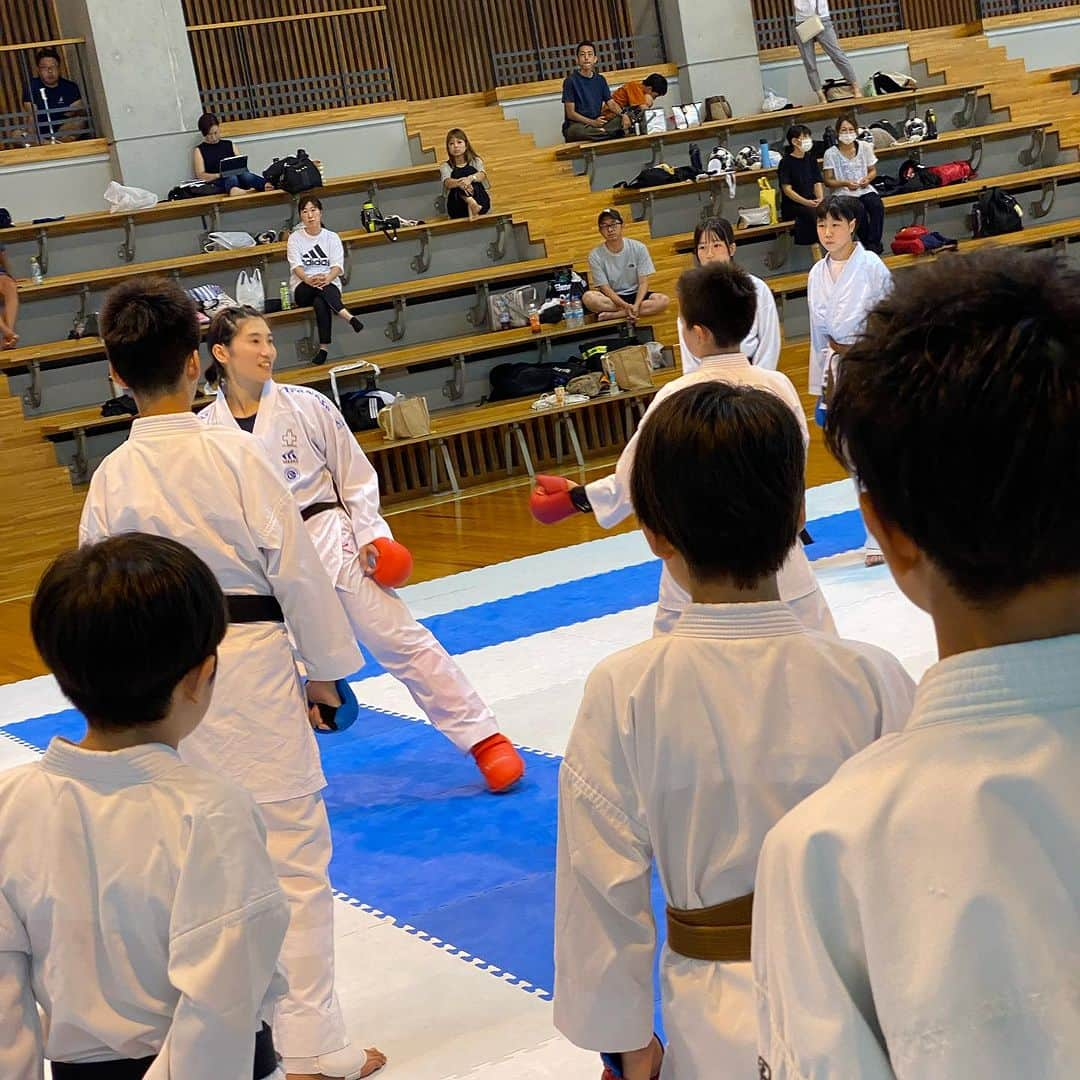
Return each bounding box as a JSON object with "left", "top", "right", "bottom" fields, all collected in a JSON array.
[
  {"left": 652, "top": 586, "right": 838, "bottom": 637},
  {"left": 338, "top": 562, "right": 498, "bottom": 752},
  {"left": 260, "top": 793, "right": 349, "bottom": 1060}
]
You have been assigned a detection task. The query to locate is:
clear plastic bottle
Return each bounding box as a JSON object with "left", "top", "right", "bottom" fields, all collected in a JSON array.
[
  {"left": 279, "top": 281, "right": 292, "bottom": 311},
  {"left": 30, "top": 257, "right": 44, "bottom": 284},
  {"left": 498, "top": 298, "right": 511, "bottom": 331}
]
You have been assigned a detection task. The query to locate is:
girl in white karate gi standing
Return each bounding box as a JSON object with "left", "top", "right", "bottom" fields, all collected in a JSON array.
[
  {"left": 200, "top": 306, "right": 525, "bottom": 793},
  {"left": 806, "top": 194, "right": 891, "bottom": 564},
  {"left": 679, "top": 217, "right": 781, "bottom": 373}
]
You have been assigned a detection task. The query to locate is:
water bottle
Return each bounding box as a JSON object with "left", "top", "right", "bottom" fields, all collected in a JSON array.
[
  {"left": 528, "top": 302, "right": 541, "bottom": 334},
  {"left": 279, "top": 281, "right": 292, "bottom": 311},
  {"left": 759, "top": 139, "right": 770, "bottom": 170},
  {"left": 30, "top": 257, "right": 44, "bottom": 284},
  {"left": 925, "top": 107, "right": 938, "bottom": 140},
  {"left": 573, "top": 297, "right": 585, "bottom": 323},
  {"left": 497, "top": 298, "right": 511, "bottom": 332}
]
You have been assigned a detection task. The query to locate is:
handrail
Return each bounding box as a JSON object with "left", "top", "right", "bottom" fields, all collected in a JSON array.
[
  {"left": 186, "top": 5, "right": 386, "bottom": 32},
  {"left": 0, "top": 37, "right": 87, "bottom": 55}
]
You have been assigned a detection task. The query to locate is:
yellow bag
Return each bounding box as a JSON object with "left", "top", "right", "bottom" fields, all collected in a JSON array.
[
  {"left": 377, "top": 395, "right": 431, "bottom": 441},
  {"left": 758, "top": 177, "right": 778, "bottom": 225},
  {"left": 608, "top": 344, "right": 655, "bottom": 391}
]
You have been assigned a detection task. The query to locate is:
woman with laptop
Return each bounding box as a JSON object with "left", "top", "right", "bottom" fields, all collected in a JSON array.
[{"left": 193, "top": 112, "right": 273, "bottom": 196}]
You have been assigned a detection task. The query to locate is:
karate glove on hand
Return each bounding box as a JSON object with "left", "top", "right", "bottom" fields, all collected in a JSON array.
[{"left": 529, "top": 474, "right": 591, "bottom": 524}]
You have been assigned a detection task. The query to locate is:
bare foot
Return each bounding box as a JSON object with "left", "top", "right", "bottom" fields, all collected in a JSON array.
[
  {"left": 596, "top": 310, "right": 621, "bottom": 321},
  {"left": 864, "top": 552, "right": 885, "bottom": 567},
  {"left": 466, "top": 197, "right": 480, "bottom": 221},
  {"left": 287, "top": 1047, "right": 387, "bottom": 1079}
]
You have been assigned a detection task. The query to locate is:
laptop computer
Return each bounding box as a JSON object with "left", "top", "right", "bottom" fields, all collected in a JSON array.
[{"left": 218, "top": 154, "right": 248, "bottom": 178}]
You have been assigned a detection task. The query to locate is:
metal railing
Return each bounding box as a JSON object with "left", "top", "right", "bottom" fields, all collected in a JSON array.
[
  {"left": 977, "top": 0, "right": 1075, "bottom": 15},
  {"left": 0, "top": 38, "right": 98, "bottom": 150},
  {"left": 754, "top": 0, "right": 905, "bottom": 50}
]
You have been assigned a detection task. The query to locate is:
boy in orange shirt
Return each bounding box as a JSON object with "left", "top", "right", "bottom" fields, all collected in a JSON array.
[{"left": 604, "top": 73, "right": 669, "bottom": 132}]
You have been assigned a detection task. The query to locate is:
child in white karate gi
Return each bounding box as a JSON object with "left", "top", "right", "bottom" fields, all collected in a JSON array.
[
  {"left": 553, "top": 382, "right": 914, "bottom": 1079},
  {"left": 0, "top": 535, "right": 289, "bottom": 1080},
  {"left": 79, "top": 279, "right": 385, "bottom": 1080},
  {"left": 199, "top": 306, "right": 525, "bottom": 793},
  {"left": 755, "top": 250, "right": 1080, "bottom": 1079},
  {"left": 532, "top": 262, "right": 836, "bottom": 638}
]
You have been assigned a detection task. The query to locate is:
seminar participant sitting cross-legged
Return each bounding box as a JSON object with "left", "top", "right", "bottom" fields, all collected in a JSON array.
[{"left": 582, "top": 209, "right": 670, "bottom": 323}]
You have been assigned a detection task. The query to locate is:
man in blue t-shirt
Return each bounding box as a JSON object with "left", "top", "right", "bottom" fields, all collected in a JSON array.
[
  {"left": 21, "top": 47, "right": 87, "bottom": 143},
  {"left": 561, "top": 41, "right": 623, "bottom": 143}
]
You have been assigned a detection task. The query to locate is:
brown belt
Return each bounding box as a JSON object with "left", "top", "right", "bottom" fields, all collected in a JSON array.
[{"left": 666, "top": 892, "right": 753, "bottom": 962}]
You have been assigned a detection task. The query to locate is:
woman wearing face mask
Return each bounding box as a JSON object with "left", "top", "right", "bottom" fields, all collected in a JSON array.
[
  {"left": 777, "top": 125, "right": 824, "bottom": 255},
  {"left": 807, "top": 195, "right": 891, "bottom": 565},
  {"left": 822, "top": 113, "right": 884, "bottom": 254},
  {"left": 680, "top": 217, "right": 781, "bottom": 373}
]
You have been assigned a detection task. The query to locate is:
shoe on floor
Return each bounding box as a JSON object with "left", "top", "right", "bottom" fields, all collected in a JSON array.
[{"left": 471, "top": 733, "right": 525, "bottom": 793}]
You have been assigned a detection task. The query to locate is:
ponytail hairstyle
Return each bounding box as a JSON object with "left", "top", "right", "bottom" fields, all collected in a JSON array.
[
  {"left": 204, "top": 305, "right": 263, "bottom": 388},
  {"left": 445, "top": 127, "right": 480, "bottom": 168}
]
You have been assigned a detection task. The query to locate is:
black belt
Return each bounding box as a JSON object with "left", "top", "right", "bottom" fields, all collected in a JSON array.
[
  {"left": 301, "top": 500, "right": 343, "bottom": 522},
  {"left": 226, "top": 594, "right": 285, "bottom": 623},
  {"left": 52, "top": 1022, "right": 277, "bottom": 1079}
]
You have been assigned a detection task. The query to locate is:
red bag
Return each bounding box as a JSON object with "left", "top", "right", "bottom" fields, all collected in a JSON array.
[
  {"left": 891, "top": 225, "right": 928, "bottom": 255},
  {"left": 926, "top": 160, "right": 975, "bottom": 186}
]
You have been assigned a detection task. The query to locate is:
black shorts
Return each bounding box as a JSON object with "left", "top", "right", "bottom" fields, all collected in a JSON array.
[{"left": 618, "top": 290, "right": 652, "bottom": 304}]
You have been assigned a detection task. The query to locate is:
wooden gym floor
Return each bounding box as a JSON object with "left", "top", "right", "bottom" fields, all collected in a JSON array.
[{"left": 0, "top": 434, "right": 845, "bottom": 688}]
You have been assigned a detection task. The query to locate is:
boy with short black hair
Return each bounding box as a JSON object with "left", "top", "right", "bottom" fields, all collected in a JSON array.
[
  {"left": 534, "top": 261, "right": 833, "bottom": 636},
  {"left": 754, "top": 249, "right": 1080, "bottom": 1078},
  {"left": 602, "top": 72, "right": 669, "bottom": 132},
  {"left": 582, "top": 208, "right": 670, "bottom": 322},
  {"left": 553, "top": 382, "right": 913, "bottom": 1078},
  {"left": 561, "top": 40, "right": 618, "bottom": 141},
  {"left": 0, "top": 534, "right": 289, "bottom": 1079},
  {"left": 80, "top": 277, "right": 385, "bottom": 1079}
]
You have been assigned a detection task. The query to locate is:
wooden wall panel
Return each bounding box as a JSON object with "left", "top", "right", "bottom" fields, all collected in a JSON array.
[
  {"left": 0, "top": 0, "right": 61, "bottom": 129},
  {"left": 180, "top": 0, "right": 636, "bottom": 116}
]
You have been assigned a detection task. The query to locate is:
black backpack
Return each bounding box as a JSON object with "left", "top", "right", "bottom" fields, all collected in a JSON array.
[
  {"left": 0, "top": 208, "right": 11, "bottom": 229},
  {"left": 618, "top": 164, "right": 694, "bottom": 190},
  {"left": 895, "top": 158, "right": 942, "bottom": 194},
  {"left": 971, "top": 188, "right": 1023, "bottom": 237},
  {"left": 168, "top": 180, "right": 219, "bottom": 200},
  {"left": 488, "top": 360, "right": 589, "bottom": 403},
  {"left": 265, "top": 149, "right": 322, "bottom": 195}
]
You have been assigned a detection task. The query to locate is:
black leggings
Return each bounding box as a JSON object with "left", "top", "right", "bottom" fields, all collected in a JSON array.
[
  {"left": 294, "top": 281, "right": 345, "bottom": 345},
  {"left": 856, "top": 192, "right": 886, "bottom": 255}
]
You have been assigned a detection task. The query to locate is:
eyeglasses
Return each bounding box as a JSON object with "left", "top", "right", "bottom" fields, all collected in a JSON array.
[{"left": 600, "top": 221, "right": 622, "bottom": 230}]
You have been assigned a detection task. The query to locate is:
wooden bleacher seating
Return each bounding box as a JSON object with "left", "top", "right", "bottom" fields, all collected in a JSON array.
[
  {"left": 555, "top": 82, "right": 988, "bottom": 180},
  {"left": 613, "top": 118, "right": 1053, "bottom": 230},
  {"left": 12, "top": 213, "right": 517, "bottom": 305},
  {"left": 5, "top": 252, "right": 567, "bottom": 409},
  {"left": 0, "top": 162, "right": 443, "bottom": 272},
  {"left": 38, "top": 315, "right": 641, "bottom": 484}
]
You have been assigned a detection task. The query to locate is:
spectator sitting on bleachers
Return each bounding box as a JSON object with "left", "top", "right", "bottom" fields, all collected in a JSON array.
[
  {"left": 288, "top": 195, "right": 365, "bottom": 366},
  {"left": 193, "top": 112, "right": 274, "bottom": 197},
  {"left": 441, "top": 129, "right": 491, "bottom": 220},
  {"left": 20, "top": 48, "right": 87, "bottom": 144},
  {"left": 562, "top": 41, "right": 622, "bottom": 142},
  {"left": 0, "top": 244, "right": 18, "bottom": 349},
  {"left": 583, "top": 208, "right": 670, "bottom": 322},
  {"left": 601, "top": 73, "right": 669, "bottom": 135}
]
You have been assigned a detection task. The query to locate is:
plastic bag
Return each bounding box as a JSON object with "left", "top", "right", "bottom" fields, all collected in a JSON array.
[
  {"left": 761, "top": 88, "right": 791, "bottom": 113},
  {"left": 104, "top": 181, "right": 158, "bottom": 213},
  {"left": 235, "top": 268, "right": 265, "bottom": 312},
  {"left": 205, "top": 231, "right": 256, "bottom": 252}
]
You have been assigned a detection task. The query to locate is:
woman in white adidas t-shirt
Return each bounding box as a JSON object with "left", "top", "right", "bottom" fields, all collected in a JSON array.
[{"left": 287, "top": 195, "right": 365, "bottom": 366}]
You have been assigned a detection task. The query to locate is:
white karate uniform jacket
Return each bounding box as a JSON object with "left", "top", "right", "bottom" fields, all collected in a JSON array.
[
  {"left": 678, "top": 275, "right": 781, "bottom": 373},
  {"left": 585, "top": 354, "right": 827, "bottom": 630},
  {"left": 200, "top": 380, "right": 393, "bottom": 588},
  {"left": 78, "top": 413, "right": 363, "bottom": 803},
  {"left": 807, "top": 242, "right": 891, "bottom": 395},
  {"left": 0, "top": 739, "right": 289, "bottom": 1080},
  {"left": 754, "top": 632, "right": 1080, "bottom": 1080},
  {"left": 554, "top": 603, "right": 915, "bottom": 1078}
]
